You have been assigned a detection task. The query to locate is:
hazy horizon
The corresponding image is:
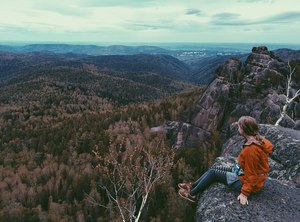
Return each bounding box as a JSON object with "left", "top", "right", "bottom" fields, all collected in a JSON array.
[
  {"left": 1, "top": 41, "right": 300, "bottom": 52},
  {"left": 1, "top": 0, "right": 300, "bottom": 44}
]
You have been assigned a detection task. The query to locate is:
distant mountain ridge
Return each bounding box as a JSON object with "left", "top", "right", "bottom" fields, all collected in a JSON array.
[
  {"left": 1, "top": 44, "right": 300, "bottom": 86},
  {"left": 0, "top": 51, "right": 191, "bottom": 83},
  {"left": 0, "top": 44, "right": 170, "bottom": 56},
  {"left": 273, "top": 48, "right": 300, "bottom": 61}
]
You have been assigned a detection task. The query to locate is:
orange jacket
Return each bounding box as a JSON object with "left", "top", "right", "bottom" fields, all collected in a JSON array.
[{"left": 238, "top": 137, "right": 273, "bottom": 197}]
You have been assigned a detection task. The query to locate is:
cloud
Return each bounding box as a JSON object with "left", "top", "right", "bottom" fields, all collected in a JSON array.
[
  {"left": 212, "top": 11, "right": 300, "bottom": 26},
  {"left": 186, "top": 8, "right": 203, "bottom": 16},
  {"left": 124, "top": 19, "right": 174, "bottom": 31},
  {"left": 213, "top": 13, "right": 240, "bottom": 19},
  {"left": 129, "top": 24, "right": 169, "bottom": 31},
  {"left": 34, "top": 1, "right": 87, "bottom": 17},
  {"left": 264, "top": 11, "right": 300, "bottom": 23}
]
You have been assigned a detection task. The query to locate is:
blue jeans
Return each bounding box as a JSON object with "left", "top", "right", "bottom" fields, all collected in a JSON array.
[{"left": 190, "top": 167, "right": 242, "bottom": 196}]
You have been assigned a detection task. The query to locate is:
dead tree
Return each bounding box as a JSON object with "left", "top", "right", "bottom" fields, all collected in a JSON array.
[
  {"left": 91, "top": 136, "right": 174, "bottom": 222},
  {"left": 275, "top": 62, "right": 300, "bottom": 126}
]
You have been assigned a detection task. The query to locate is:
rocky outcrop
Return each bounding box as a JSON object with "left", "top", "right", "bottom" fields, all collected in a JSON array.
[
  {"left": 192, "top": 77, "right": 230, "bottom": 132},
  {"left": 155, "top": 121, "right": 210, "bottom": 148},
  {"left": 196, "top": 124, "right": 300, "bottom": 222},
  {"left": 156, "top": 46, "right": 300, "bottom": 149},
  {"left": 158, "top": 46, "right": 299, "bottom": 148}
]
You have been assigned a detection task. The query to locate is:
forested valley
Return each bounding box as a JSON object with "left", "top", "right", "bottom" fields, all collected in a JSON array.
[{"left": 0, "top": 53, "right": 223, "bottom": 221}]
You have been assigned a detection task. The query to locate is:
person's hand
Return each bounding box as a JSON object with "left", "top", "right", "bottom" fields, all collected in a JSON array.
[{"left": 237, "top": 193, "right": 248, "bottom": 205}]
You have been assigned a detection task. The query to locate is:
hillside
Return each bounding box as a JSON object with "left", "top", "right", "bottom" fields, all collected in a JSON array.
[
  {"left": 0, "top": 52, "right": 195, "bottom": 122},
  {"left": 0, "top": 51, "right": 191, "bottom": 83},
  {"left": 273, "top": 48, "right": 300, "bottom": 61},
  {"left": 188, "top": 55, "right": 233, "bottom": 84}
]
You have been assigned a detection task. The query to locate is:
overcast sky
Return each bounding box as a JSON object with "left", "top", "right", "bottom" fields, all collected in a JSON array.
[{"left": 0, "top": 0, "right": 299, "bottom": 44}]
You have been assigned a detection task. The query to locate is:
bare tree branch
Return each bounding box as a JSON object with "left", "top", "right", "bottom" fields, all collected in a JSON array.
[
  {"left": 93, "top": 134, "right": 174, "bottom": 222},
  {"left": 275, "top": 61, "right": 300, "bottom": 126}
]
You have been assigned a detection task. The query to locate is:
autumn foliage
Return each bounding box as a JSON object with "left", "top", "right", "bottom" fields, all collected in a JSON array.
[
  {"left": 91, "top": 131, "right": 174, "bottom": 221},
  {"left": 0, "top": 86, "right": 222, "bottom": 221}
]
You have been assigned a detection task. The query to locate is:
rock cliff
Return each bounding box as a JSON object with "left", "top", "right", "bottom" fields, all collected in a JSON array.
[
  {"left": 159, "top": 46, "right": 300, "bottom": 149},
  {"left": 191, "top": 46, "right": 299, "bottom": 132}
]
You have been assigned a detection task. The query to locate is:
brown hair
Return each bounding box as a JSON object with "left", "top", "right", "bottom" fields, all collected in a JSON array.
[{"left": 238, "top": 116, "right": 259, "bottom": 136}]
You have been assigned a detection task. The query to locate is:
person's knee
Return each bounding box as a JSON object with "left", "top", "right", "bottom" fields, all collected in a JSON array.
[
  {"left": 210, "top": 168, "right": 227, "bottom": 182},
  {"left": 207, "top": 169, "right": 215, "bottom": 177},
  {"left": 207, "top": 169, "right": 213, "bottom": 174}
]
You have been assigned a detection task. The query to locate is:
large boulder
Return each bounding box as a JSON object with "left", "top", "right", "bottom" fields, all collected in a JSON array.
[{"left": 196, "top": 124, "right": 300, "bottom": 222}]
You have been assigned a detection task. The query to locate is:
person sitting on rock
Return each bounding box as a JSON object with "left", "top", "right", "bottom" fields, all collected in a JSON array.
[{"left": 178, "top": 116, "right": 273, "bottom": 205}]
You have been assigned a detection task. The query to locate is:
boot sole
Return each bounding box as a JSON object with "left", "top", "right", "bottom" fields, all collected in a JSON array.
[{"left": 178, "top": 191, "right": 196, "bottom": 203}]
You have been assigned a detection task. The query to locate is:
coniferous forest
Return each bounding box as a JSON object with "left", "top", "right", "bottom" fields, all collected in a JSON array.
[{"left": 0, "top": 52, "right": 223, "bottom": 222}]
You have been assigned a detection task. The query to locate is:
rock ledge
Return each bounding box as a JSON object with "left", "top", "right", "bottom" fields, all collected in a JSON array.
[{"left": 196, "top": 124, "right": 300, "bottom": 222}]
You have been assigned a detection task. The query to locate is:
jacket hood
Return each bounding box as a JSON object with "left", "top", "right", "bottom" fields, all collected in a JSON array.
[{"left": 244, "top": 137, "right": 273, "bottom": 154}]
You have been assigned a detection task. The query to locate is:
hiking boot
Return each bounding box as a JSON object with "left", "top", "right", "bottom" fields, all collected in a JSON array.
[
  {"left": 178, "top": 182, "right": 192, "bottom": 190},
  {"left": 178, "top": 188, "right": 196, "bottom": 203}
]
